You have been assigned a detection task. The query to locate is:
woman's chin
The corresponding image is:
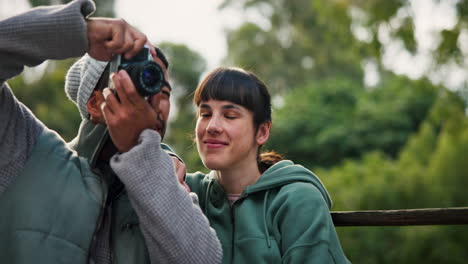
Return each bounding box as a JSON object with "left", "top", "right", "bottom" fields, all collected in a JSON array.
[{"left": 202, "top": 159, "right": 225, "bottom": 171}]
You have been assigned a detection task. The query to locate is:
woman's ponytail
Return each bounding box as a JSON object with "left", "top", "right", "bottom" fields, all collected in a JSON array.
[{"left": 258, "top": 151, "right": 284, "bottom": 173}]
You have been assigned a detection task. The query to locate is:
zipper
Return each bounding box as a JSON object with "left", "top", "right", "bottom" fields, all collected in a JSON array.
[{"left": 229, "top": 194, "right": 246, "bottom": 264}]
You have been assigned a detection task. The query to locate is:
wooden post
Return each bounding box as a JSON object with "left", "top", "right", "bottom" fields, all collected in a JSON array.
[{"left": 331, "top": 207, "right": 468, "bottom": 226}]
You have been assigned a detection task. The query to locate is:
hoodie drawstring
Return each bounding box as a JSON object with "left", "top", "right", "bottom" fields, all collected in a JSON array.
[
  {"left": 204, "top": 179, "right": 214, "bottom": 222},
  {"left": 263, "top": 190, "right": 271, "bottom": 248}
]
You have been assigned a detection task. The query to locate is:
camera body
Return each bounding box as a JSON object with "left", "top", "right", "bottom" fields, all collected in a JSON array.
[{"left": 109, "top": 46, "right": 164, "bottom": 97}]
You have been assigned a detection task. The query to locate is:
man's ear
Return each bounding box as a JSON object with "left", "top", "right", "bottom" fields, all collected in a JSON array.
[
  {"left": 256, "top": 121, "right": 271, "bottom": 145},
  {"left": 87, "top": 90, "right": 105, "bottom": 123}
]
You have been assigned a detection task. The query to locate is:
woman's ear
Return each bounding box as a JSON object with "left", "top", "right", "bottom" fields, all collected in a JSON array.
[
  {"left": 87, "top": 90, "right": 105, "bottom": 123},
  {"left": 256, "top": 121, "right": 271, "bottom": 145}
]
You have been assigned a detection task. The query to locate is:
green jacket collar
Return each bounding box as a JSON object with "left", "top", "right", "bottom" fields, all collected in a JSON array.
[{"left": 68, "top": 119, "right": 109, "bottom": 168}]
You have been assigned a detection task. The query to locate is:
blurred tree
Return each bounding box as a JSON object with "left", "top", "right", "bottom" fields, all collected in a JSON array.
[
  {"left": 222, "top": 0, "right": 366, "bottom": 93},
  {"left": 222, "top": 0, "right": 468, "bottom": 166},
  {"left": 10, "top": 59, "right": 81, "bottom": 141},
  {"left": 321, "top": 89, "right": 468, "bottom": 263},
  {"left": 267, "top": 74, "right": 439, "bottom": 168},
  {"left": 158, "top": 42, "right": 208, "bottom": 172},
  {"left": 222, "top": 0, "right": 468, "bottom": 88}
]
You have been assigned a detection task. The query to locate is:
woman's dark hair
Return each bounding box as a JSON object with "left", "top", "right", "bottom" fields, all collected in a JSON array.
[{"left": 193, "top": 67, "right": 283, "bottom": 172}]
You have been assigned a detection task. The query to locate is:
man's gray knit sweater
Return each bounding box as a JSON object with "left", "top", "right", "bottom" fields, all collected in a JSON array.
[{"left": 0, "top": 1, "right": 222, "bottom": 263}]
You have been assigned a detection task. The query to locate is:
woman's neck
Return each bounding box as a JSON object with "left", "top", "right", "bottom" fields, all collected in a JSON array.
[{"left": 216, "top": 160, "right": 262, "bottom": 195}]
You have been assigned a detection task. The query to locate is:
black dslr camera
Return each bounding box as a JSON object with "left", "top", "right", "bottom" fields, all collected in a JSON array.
[{"left": 109, "top": 46, "right": 165, "bottom": 97}]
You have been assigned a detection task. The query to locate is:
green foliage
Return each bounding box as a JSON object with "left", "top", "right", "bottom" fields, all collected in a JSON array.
[
  {"left": 458, "top": 0, "right": 468, "bottom": 20},
  {"left": 9, "top": 59, "right": 81, "bottom": 141},
  {"left": 396, "top": 16, "right": 417, "bottom": 54},
  {"left": 436, "top": 28, "right": 462, "bottom": 65},
  {"left": 268, "top": 74, "right": 439, "bottom": 167},
  {"left": 224, "top": 0, "right": 366, "bottom": 92},
  {"left": 159, "top": 42, "right": 207, "bottom": 91},
  {"left": 268, "top": 76, "right": 363, "bottom": 167},
  {"left": 320, "top": 90, "right": 468, "bottom": 262},
  {"left": 158, "top": 42, "right": 208, "bottom": 172}
]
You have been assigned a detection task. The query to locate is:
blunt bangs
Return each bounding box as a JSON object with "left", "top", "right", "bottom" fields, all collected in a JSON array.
[
  {"left": 195, "top": 68, "right": 258, "bottom": 110},
  {"left": 194, "top": 67, "right": 271, "bottom": 126}
]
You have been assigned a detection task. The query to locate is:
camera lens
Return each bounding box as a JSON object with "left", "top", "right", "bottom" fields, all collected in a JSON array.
[
  {"left": 124, "top": 61, "right": 164, "bottom": 97},
  {"left": 142, "top": 65, "right": 159, "bottom": 87}
]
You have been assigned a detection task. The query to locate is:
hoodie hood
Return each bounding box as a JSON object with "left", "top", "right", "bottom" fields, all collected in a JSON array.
[
  {"left": 244, "top": 160, "right": 332, "bottom": 209},
  {"left": 184, "top": 160, "right": 348, "bottom": 261},
  {"left": 68, "top": 119, "right": 109, "bottom": 169}
]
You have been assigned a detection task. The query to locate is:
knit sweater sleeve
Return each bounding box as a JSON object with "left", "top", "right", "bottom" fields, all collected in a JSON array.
[
  {"left": 0, "top": 0, "right": 95, "bottom": 195},
  {"left": 110, "top": 129, "right": 223, "bottom": 264}
]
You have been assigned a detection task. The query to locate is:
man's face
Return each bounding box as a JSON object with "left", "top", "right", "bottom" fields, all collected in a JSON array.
[
  {"left": 87, "top": 51, "right": 172, "bottom": 140},
  {"left": 148, "top": 55, "right": 171, "bottom": 140}
]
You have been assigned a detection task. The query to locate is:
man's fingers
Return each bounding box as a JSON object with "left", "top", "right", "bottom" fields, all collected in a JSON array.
[
  {"left": 102, "top": 87, "right": 119, "bottom": 113},
  {"left": 146, "top": 41, "right": 157, "bottom": 60},
  {"left": 101, "top": 100, "right": 116, "bottom": 125},
  {"left": 113, "top": 30, "right": 135, "bottom": 56},
  {"left": 87, "top": 18, "right": 148, "bottom": 60},
  {"left": 110, "top": 74, "right": 131, "bottom": 106},
  {"left": 97, "top": 89, "right": 113, "bottom": 115},
  {"left": 103, "top": 19, "right": 126, "bottom": 51},
  {"left": 86, "top": 18, "right": 113, "bottom": 60},
  {"left": 118, "top": 70, "right": 146, "bottom": 106},
  {"left": 124, "top": 31, "right": 147, "bottom": 59},
  {"left": 102, "top": 87, "right": 112, "bottom": 99}
]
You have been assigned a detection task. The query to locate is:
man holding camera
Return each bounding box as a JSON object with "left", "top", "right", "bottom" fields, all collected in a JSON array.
[{"left": 0, "top": 0, "right": 222, "bottom": 263}]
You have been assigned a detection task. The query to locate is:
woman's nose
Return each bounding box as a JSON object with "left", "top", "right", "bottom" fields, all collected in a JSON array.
[{"left": 207, "top": 116, "right": 222, "bottom": 134}]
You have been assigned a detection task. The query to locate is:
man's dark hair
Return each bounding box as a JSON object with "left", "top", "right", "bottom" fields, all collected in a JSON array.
[{"left": 155, "top": 46, "right": 169, "bottom": 69}]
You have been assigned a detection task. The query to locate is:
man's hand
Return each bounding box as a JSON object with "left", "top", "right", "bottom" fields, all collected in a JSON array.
[
  {"left": 172, "top": 156, "right": 190, "bottom": 192},
  {"left": 87, "top": 18, "right": 147, "bottom": 61},
  {"left": 100, "top": 70, "right": 157, "bottom": 152}
]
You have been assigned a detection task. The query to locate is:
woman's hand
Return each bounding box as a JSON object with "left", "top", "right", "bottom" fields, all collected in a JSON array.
[{"left": 172, "top": 156, "right": 190, "bottom": 192}]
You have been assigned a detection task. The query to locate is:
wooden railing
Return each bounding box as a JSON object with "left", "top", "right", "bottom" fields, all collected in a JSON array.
[{"left": 331, "top": 207, "right": 468, "bottom": 226}]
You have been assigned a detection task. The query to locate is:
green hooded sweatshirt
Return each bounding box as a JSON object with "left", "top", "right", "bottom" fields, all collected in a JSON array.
[{"left": 186, "top": 160, "right": 351, "bottom": 264}]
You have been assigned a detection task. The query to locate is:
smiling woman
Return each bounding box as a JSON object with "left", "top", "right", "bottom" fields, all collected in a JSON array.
[
  {"left": 185, "top": 67, "right": 351, "bottom": 264},
  {"left": 193, "top": 67, "right": 272, "bottom": 188},
  {"left": 196, "top": 99, "right": 262, "bottom": 179}
]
